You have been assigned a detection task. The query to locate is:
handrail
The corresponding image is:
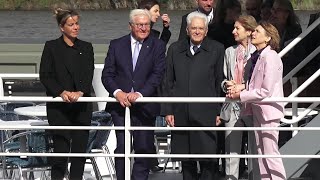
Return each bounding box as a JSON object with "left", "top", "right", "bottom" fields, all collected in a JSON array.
[
  {"left": 280, "top": 68, "right": 320, "bottom": 124},
  {"left": 1, "top": 95, "right": 320, "bottom": 179},
  {"left": 283, "top": 45, "right": 320, "bottom": 84},
  {"left": 1, "top": 96, "right": 320, "bottom": 125},
  {"left": 278, "top": 16, "right": 320, "bottom": 58},
  {"left": 277, "top": 16, "right": 320, "bottom": 125},
  {"left": 1, "top": 96, "right": 320, "bottom": 103},
  {"left": 0, "top": 69, "right": 319, "bottom": 125},
  {"left": 1, "top": 152, "right": 320, "bottom": 159}
]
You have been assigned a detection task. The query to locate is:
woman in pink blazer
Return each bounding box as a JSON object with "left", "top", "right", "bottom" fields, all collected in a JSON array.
[{"left": 228, "top": 21, "right": 286, "bottom": 180}]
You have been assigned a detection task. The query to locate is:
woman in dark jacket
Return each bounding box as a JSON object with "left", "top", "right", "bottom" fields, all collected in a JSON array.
[
  {"left": 39, "top": 8, "right": 94, "bottom": 180},
  {"left": 269, "top": 0, "right": 303, "bottom": 76},
  {"left": 138, "top": 0, "right": 171, "bottom": 44}
]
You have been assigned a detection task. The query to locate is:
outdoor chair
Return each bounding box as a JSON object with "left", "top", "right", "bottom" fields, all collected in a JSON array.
[
  {"left": 2, "top": 130, "right": 52, "bottom": 180},
  {"left": 153, "top": 116, "right": 173, "bottom": 172},
  {"left": 89, "top": 110, "right": 115, "bottom": 180}
]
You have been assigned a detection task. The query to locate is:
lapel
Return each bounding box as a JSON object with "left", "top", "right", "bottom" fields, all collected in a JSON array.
[
  {"left": 73, "top": 40, "right": 87, "bottom": 73},
  {"left": 197, "top": 37, "right": 211, "bottom": 54},
  {"left": 122, "top": 35, "right": 133, "bottom": 73},
  {"left": 57, "top": 36, "right": 73, "bottom": 75},
  {"left": 177, "top": 38, "right": 193, "bottom": 58},
  {"left": 134, "top": 36, "right": 152, "bottom": 72},
  {"left": 229, "top": 46, "right": 237, "bottom": 79},
  {"left": 249, "top": 46, "right": 271, "bottom": 84}
]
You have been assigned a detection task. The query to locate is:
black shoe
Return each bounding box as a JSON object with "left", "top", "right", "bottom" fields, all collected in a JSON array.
[{"left": 150, "top": 165, "right": 163, "bottom": 172}]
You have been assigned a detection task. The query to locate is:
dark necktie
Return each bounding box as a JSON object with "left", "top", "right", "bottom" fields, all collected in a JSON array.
[{"left": 193, "top": 45, "right": 199, "bottom": 54}]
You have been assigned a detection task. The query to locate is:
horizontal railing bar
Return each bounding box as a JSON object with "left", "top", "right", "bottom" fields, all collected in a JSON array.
[
  {"left": 130, "top": 154, "right": 320, "bottom": 159},
  {"left": 0, "top": 126, "right": 124, "bottom": 130},
  {"left": 2, "top": 96, "right": 320, "bottom": 103},
  {"left": 0, "top": 153, "right": 123, "bottom": 157},
  {"left": 127, "top": 126, "right": 320, "bottom": 131},
  {"left": 0, "top": 74, "right": 39, "bottom": 78},
  {"left": 2, "top": 126, "right": 320, "bottom": 131},
  {"left": 1, "top": 152, "right": 320, "bottom": 159}
]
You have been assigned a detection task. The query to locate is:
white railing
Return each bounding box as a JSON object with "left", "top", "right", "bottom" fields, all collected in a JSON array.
[
  {"left": 1, "top": 96, "right": 320, "bottom": 179},
  {"left": 277, "top": 16, "right": 320, "bottom": 124},
  {"left": 278, "top": 16, "right": 320, "bottom": 58},
  {"left": 0, "top": 16, "right": 319, "bottom": 179}
]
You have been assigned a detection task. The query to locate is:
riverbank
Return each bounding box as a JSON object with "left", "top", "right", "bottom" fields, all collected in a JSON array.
[{"left": 1, "top": 0, "right": 320, "bottom": 10}]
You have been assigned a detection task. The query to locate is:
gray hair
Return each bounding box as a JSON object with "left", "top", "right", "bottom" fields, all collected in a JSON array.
[
  {"left": 129, "top": 9, "right": 151, "bottom": 24},
  {"left": 186, "top": 12, "right": 209, "bottom": 28}
]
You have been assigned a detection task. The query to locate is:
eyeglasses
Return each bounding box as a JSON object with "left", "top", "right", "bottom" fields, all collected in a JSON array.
[
  {"left": 189, "top": 27, "right": 206, "bottom": 32},
  {"left": 131, "top": 23, "right": 151, "bottom": 29}
]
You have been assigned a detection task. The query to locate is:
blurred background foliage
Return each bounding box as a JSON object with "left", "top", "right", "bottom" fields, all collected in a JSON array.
[{"left": 0, "top": 0, "right": 319, "bottom": 10}]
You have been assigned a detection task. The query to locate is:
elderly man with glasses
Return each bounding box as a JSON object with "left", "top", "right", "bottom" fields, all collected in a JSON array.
[{"left": 102, "top": 9, "right": 166, "bottom": 180}]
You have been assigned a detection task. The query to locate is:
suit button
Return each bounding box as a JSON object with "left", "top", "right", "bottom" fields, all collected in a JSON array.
[
  {"left": 132, "top": 80, "right": 135, "bottom": 83},
  {"left": 79, "top": 80, "right": 82, "bottom": 83}
]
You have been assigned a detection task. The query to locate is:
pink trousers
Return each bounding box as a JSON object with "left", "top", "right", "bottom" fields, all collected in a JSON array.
[{"left": 254, "top": 117, "right": 286, "bottom": 180}]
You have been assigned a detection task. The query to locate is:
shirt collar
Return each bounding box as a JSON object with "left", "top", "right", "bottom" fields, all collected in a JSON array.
[
  {"left": 190, "top": 41, "right": 201, "bottom": 48},
  {"left": 130, "top": 34, "right": 144, "bottom": 45},
  {"left": 254, "top": 46, "right": 266, "bottom": 56},
  {"left": 59, "top": 35, "right": 79, "bottom": 49}
]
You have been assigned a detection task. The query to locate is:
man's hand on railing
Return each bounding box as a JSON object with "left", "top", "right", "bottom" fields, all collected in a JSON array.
[
  {"left": 115, "top": 91, "right": 131, "bottom": 107},
  {"left": 127, "top": 92, "right": 141, "bottom": 103},
  {"left": 165, "top": 115, "right": 175, "bottom": 127}
]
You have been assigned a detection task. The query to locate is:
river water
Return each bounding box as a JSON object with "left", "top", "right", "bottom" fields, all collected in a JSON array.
[{"left": 0, "top": 10, "right": 316, "bottom": 44}]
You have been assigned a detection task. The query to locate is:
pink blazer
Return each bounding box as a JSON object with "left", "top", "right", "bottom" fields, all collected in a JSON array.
[{"left": 240, "top": 46, "right": 284, "bottom": 121}]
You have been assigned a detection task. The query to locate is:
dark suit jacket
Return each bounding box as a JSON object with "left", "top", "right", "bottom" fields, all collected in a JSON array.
[
  {"left": 102, "top": 34, "right": 166, "bottom": 118},
  {"left": 161, "top": 37, "right": 224, "bottom": 156},
  {"left": 150, "top": 27, "right": 171, "bottom": 45},
  {"left": 40, "top": 36, "right": 94, "bottom": 98},
  {"left": 40, "top": 36, "right": 94, "bottom": 125},
  {"left": 178, "top": 13, "right": 189, "bottom": 41}
]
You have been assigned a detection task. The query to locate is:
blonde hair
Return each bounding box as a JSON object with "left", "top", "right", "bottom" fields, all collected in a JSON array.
[
  {"left": 53, "top": 8, "right": 79, "bottom": 26},
  {"left": 260, "top": 21, "right": 280, "bottom": 51},
  {"left": 237, "top": 15, "right": 258, "bottom": 32}
]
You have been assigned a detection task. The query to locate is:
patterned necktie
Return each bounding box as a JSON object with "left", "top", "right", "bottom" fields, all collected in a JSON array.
[
  {"left": 132, "top": 41, "right": 140, "bottom": 71},
  {"left": 193, "top": 45, "right": 199, "bottom": 54},
  {"left": 234, "top": 45, "right": 245, "bottom": 84}
]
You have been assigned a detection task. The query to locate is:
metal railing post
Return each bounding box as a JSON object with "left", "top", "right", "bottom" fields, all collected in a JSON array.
[
  {"left": 125, "top": 107, "right": 131, "bottom": 179},
  {"left": 291, "top": 77, "right": 299, "bottom": 136}
]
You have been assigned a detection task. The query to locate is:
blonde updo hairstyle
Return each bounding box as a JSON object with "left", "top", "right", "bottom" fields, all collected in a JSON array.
[{"left": 54, "top": 8, "right": 79, "bottom": 26}]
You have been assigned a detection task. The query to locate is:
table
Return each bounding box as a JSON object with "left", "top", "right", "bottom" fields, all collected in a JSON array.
[
  {"left": 0, "top": 119, "right": 48, "bottom": 126},
  {"left": 14, "top": 105, "right": 47, "bottom": 117}
]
